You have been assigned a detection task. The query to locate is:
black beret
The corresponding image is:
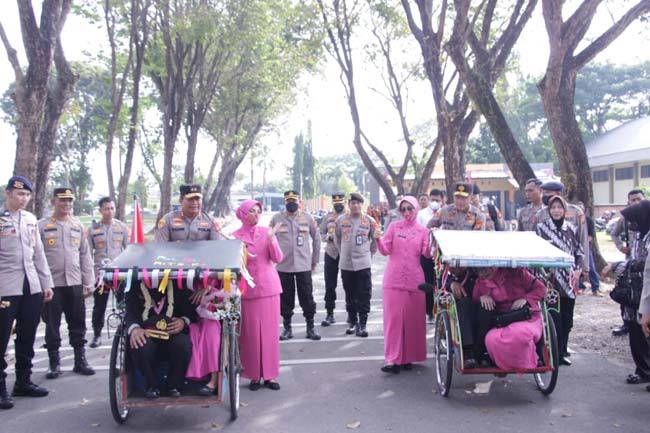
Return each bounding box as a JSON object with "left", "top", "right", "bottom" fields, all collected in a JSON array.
[
  {"left": 349, "top": 192, "right": 364, "bottom": 203},
  {"left": 540, "top": 180, "right": 564, "bottom": 192},
  {"left": 7, "top": 175, "right": 33, "bottom": 192}
]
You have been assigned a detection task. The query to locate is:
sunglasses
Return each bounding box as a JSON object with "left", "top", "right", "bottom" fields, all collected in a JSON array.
[{"left": 399, "top": 206, "right": 414, "bottom": 213}]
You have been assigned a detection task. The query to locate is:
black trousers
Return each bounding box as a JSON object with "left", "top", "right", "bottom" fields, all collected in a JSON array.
[
  {"left": 278, "top": 271, "right": 317, "bottom": 321},
  {"left": 628, "top": 320, "right": 650, "bottom": 378},
  {"left": 92, "top": 288, "right": 109, "bottom": 333},
  {"left": 0, "top": 279, "right": 42, "bottom": 381},
  {"left": 549, "top": 296, "right": 575, "bottom": 357},
  {"left": 129, "top": 332, "right": 192, "bottom": 390},
  {"left": 456, "top": 300, "right": 495, "bottom": 358},
  {"left": 42, "top": 285, "right": 87, "bottom": 351},
  {"left": 420, "top": 255, "right": 435, "bottom": 316},
  {"left": 340, "top": 268, "right": 372, "bottom": 323},
  {"left": 323, "top": 254, "right": 340, "bottom": 312}
]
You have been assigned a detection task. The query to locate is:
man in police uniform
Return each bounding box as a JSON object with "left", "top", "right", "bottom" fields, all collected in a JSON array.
[
  {"left": 39, "top": 187, "right": 95, "bottom": 379},
  {"left": 471, "top": 184, "right": 504, "bottom": 231},
  {"left": 428, "top": 182, "right": 486, "bottom": 231},
  {"left": 517, "top": 178, "right": 544, "bottom": 232},
  {"left": 88, "top": 197, "right": 129, "bottom": 348},
  {"left": 532, "top": 180, "right": 590, "bottom": 277},
  {"left": 0, "top": 176, "right": 54, "bottom": 410},
  {"left": 319, "top": 192, "right": 346, "bottom": 326},
  {"left": 155, "top": 184, "right": 223, "bottom": 241},
  {"left": 334, "top": 193, "right": 378, "bottom": 337},
  {"left": 270, "top": 190, "right": 321, "bottom": 341}
]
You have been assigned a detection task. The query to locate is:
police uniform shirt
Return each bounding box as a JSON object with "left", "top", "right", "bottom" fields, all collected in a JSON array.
[
  {"left": 428, "top": 204, "right": 486, "bottom": 231},
  {"left": 155, "top": 210, "right": 223, "bottom": 242},
  {"left": 334, "top": 213, "right": 378, "bottom": 271},
  {"left": 38, "top": 216, "right": 95, "bottom": 287},
  {"left": 88, "top": 219, "right": 129, "bottom": 273},
  {"left": 320, "top": 210, "right": 343, "bottom": 260},
  {"left": 517, "top": 203, "right": 543, "bottom": 232},
  {"left": 270, "top": 210, "right": 321, "bottom": 273},
  {"left": 533, "top": 204, "right": 589, "bottom": 273},
  {"left": 0, "top": 207, "right": 54, "bottom": 296}
]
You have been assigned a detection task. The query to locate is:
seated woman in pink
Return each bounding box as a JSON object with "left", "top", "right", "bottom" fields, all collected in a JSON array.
[
  {"left": 473, "top": 267, "right": 546, "bottom": 369},
  {"left": 376, "top": 196, "right": 430, "bottom": 373},
  {"left": 232, "top": 200, "right": 284, "bottom": 391}
]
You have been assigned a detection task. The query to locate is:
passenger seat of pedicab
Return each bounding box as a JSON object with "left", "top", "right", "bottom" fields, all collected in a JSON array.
[{"left": 445, "top": 267, "right": 483, "bottom": 368}]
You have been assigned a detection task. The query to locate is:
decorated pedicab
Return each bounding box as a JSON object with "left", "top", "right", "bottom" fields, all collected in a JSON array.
[
  {"left": 98, "top": 239, "right": 249, "bottom": 423},
  {"left": 428, "top": 230, "right": 573, "bottom": 397}
]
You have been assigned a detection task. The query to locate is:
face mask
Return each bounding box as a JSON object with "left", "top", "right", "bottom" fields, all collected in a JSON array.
[
  {"left": 542, "top": 195, "right": 550, "bottom": 206},
  {"left": 429, "top": 201, "right": 440, "bottom": 211},
  {"left": 334, "top": 204, "right": 344, "bottom": 213},
  {"left": 245, "top": 213, "right": 259, "bottom": 226},
  {"left": 285, "top": 202, "right": 299, "bottom": 213}
]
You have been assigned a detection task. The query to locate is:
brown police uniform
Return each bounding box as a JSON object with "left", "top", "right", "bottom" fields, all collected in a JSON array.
[
  {"left": 428, "top": 204, "right": 487, "bottom": 231},
  {"left": 155, "top": 210, "right": 223, "bottom": 242},
  {"left": 319, "top": 194, "right": 346, "bottom": 320},
  {"left": 517, "top": 203, "right": 543, "bottom": 232}
]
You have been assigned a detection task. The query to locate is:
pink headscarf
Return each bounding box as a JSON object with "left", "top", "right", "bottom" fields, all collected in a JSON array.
[
  {"left": 234, "top": 199, "right": 262, "bottom": 243},
  {"left": 399, "top": 196, "right": 419, "bottom": 225}
]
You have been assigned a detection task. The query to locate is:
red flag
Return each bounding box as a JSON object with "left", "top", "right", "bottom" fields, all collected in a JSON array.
[{"left": 130, "top": 195, "right": 145, "bottom": 244}]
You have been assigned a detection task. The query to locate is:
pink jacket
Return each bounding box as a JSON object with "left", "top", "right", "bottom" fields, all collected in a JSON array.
[
  {"left": 473, "top": 268, "right": 546, "bottom": 314},
  {"left": 233, "top": 225, "right": 284, "bottom": 299},
  {"left": 377, "top": 197, "right": 431, "bottom": 292}
]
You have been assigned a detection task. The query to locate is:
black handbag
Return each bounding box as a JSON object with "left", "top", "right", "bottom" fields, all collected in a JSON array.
[
  {"left": 494, "top": 306, "right": 531, "bottom": 328},
  {"left": 609, "top": 269, "right": 642, "bottom": 310}
]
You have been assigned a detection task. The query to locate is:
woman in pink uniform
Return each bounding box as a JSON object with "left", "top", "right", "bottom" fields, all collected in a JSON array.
[
  {"left": 233, "top": 200, "right": 284, "bottom": 390},
  {"left": 376, "top": 196, "right": 430, "bottom": 373}
]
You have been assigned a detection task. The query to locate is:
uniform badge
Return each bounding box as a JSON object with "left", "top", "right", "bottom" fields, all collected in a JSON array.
[{"left": 48, "top": 238, "right": 56, "bottom": 246}]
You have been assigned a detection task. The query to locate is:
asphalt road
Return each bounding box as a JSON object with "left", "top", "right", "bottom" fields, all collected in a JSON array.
[{"left": 3, "top": 214, "right": 649, "bottom": 432}]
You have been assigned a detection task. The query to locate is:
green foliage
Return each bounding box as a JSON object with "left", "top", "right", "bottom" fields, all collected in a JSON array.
[{"left": 314, "top": 153, "right": 366, "bottom": 195}]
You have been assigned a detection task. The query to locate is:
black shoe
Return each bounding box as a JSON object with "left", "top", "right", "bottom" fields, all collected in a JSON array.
[
  {"left": 46, "top": 364, "right": 61, "bottom": 379},
  {"left": 355, "top": 324, "right": 368, "bottom": 338},
  {"left": 280, "top": 327, "right": 293, "bottom": 341},
  {"left": 306, "top": 327, "right": 321, "bottom": 341},
  {"left": 73, "top": 360, "right": 96, "bottom": 376},
  {"left": 145, "top": 387, "right": 160, "bottom": 399},
  {"left": 321, "top": 313, "right": 335, "bottom": 327},
  {"left": 249, "top": 381, "right": 261, "bottom": 391},
  {"left": 380, "top": 364, "right": 400, "bottom": 374},
  {"left": 417, "top": 283, "right": 434, "bottom": 294},
  {"left": 12, "top": 381, "right": 49, "bottom": 397},
  {"left": 463, "top": 358, "right": 479, "bottom": 369},
  {"left": 90, "top": 335, "right": 101, "bottom": 348},
  {"left": 400, "top": 363, "right": 413, "bottom": 371},
  {"left": 197, "top": 385, "right": 217, "bottom": 396},
  {"left": 264, "top": 381, "right": 280, "bottom": 390},
  {"left": 479, "top": 358, "right": 495, "bottom": 368},
  {"left": 0, "top": 387, "right": 14, "bottom": 409},
  {"left": 559, "top": 357, "right": 572, "bottom": 366},
  {"left": 346, "top": 323, "right": 358, "bottom": 335},
  {"left": 612, "top": 325, "right": 629, "bottom": 337},
  {"left": 168, "top": 388, "right": 181, "bottom": 398}
]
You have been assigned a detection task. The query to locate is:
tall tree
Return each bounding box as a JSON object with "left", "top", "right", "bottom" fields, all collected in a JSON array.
[
  {"left": 292, "top": 132, "right": 305, "bottom": 193},
  {"left": 302, "top": 122, "right": 315, "bottom": 198},
  {"left": 0, "top": 0, "right": 77, "bottom": 216}
]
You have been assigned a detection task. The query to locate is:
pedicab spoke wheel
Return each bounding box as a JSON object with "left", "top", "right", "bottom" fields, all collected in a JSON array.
[
  {"left": 109, "top": 326, "right": 130, "bottom": 423},
  {"left": 227, "top": 321, "right": 241, "bottom": 421},
  {"left": 434, "top": 310, "right": 453, "bottom": 396},
  {"left": 534, "top": 316, "right": 559, "bottom": 395}
]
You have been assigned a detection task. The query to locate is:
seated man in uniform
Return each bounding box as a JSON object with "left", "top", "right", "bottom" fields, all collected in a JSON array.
[{"left": 126, "top": 277, "right": 196, "bottom": 398}]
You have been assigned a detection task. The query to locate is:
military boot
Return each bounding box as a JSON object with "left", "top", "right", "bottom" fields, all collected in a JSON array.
[
  {"left": 305, "top": 318, "right": 321, "bottom": 341},
  {"left": 46, "top": 350, "right": 61, "bottom": 379},
  {"left": 356, "top": 314, "right": 369, "bottom": 338},
  {"left": 0, "top": 380, "right": 14, "bottom": 410},
  {"left": 89, "top": 328, "right": 102, "bottom": 348},
  {"left": 279, "top": 318, "right": 293, "bottom": 341},
  {"left": 12, "top": 371, "right": 48, "bottom": 398},
  {"left": 320, "top": 310, "right": 335, "bottom": 327},
  {"left": 73, "top": 347, "right": 96, "bottom": 376},
  {"left": 345, "top": 313, "right": 358, "bottom": 335}
]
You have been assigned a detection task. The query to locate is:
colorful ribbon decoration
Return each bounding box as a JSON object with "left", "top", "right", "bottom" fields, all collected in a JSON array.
[
  {"left": 177, "top": 268, "right": 183, "bottom": 290},
  {"left": 124, "top": 269, "right": 133, "bottom": 293},
  {"left": 158, "top": 269, "right": 171, "bottom": 294},
  {"left": 96, "top": 270, "right": 106, "bottom": 295},
  {"left": 142, "top": 268, "right": 151, "bottom": 289},
  {"left": 112, "top": 269, "right": 119, "bottom": 293},
  {"left": 202, "top": 268, "right": 209, "bottom": 289},
  {"left": 223, "top": 268, "right": 231, "bottom": 293},
  {"left": 151, "top": 269, "right": 160, "bottom": 289},
  {"left": 187, "top": 269, "right": 196, "bottom": 292}
]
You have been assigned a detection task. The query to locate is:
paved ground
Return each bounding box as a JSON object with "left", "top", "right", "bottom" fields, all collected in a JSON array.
[{"left": 3, "top": 214, "right": 649, "bottom": 431}]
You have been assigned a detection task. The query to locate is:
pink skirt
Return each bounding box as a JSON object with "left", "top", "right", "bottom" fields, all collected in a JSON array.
[
  {"left": 186, "top": 319, "right": 221, "bottom": 380},
  {"left": 382, "top": 289, "right": 427, "bottom": 365},
  {"left": 239, "top": 295, "right": 281, "bottom": 381},
  {"left": 485, "top": 315, "right": 543, "bottom": 369}
]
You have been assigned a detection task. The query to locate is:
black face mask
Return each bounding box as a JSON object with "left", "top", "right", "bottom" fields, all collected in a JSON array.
[
  {"left": 334, "top": 204, "right": 344, "bottom": 213},
  {"left": 285, "top": 202, "right": 299, "bottom": 213},
  {"left": 542, "top": 195, "right": 551, "bottom": 206}
]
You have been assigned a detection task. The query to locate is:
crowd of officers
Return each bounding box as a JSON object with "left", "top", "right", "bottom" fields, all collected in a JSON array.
[{"left": 0, "top": 173, "right": 594, "bottom": 409}]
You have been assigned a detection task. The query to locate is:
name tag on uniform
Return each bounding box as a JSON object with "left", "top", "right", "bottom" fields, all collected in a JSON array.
[
  {"left": 355, "top": 234, "right": 363, "bottom": 246},
  {"left": 297, "top": 235, "right": 304, "bottom": 246}
]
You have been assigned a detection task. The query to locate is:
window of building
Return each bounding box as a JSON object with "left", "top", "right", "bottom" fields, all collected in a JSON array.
[
  {"left": 592, "top": 170, "right": 609, "bottom": 182},
  {"left": 641, "top": 165, "right": 650, "bottom": 178},
  {"left": 615, "top": 167, "right": 634, "bottom": 180}
]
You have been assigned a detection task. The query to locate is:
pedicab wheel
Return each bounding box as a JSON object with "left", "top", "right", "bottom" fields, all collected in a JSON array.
[
  {"left": 227, "top": 322, "right": 241, "bottom": 421},
  {"left": 109, "top": 326, "right": 130, "bottom": 424},
  {"left": 534, "top": 317, "right": 559, "bottom": 395},
  {"left": 434, "top": 310, "right": 453, "bottom": 397}
]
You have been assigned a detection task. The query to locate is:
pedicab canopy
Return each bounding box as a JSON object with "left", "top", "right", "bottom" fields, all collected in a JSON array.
[{"left": 431, "top": 231, "right": 574, "bottom": 269}]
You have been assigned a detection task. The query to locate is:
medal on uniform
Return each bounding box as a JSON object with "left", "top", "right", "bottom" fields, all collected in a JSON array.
[{"left": 297, "top": 234, "right": 304, "bottom": 246}]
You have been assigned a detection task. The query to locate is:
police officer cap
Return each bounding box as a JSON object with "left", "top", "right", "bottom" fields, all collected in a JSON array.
[
  {"left": 284, "top": 190, "right": 300, "bottom": 201},
  {"left": 53, "top": 187, "right": 74, "bottom": 199},
  {"left": 472, "top": 184, "right": 481, "bottom": 195},
  {"left": 7, "top": 175, "right": 33, "bottom": 192},
  {"left": 540, "top": 180, "right": 564, "bottom": 192},
  {"left": 349, "top": 192, "right": 364, "bottom": 203},
  {"left": 453, "top": 182, "right": 472, "bottom": 197},
  {"left": 331, "top": 192, "right": 345, "bottom": 204},
  {"left": 180, "top": 184, "right": 202, "bottom": 199}
]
